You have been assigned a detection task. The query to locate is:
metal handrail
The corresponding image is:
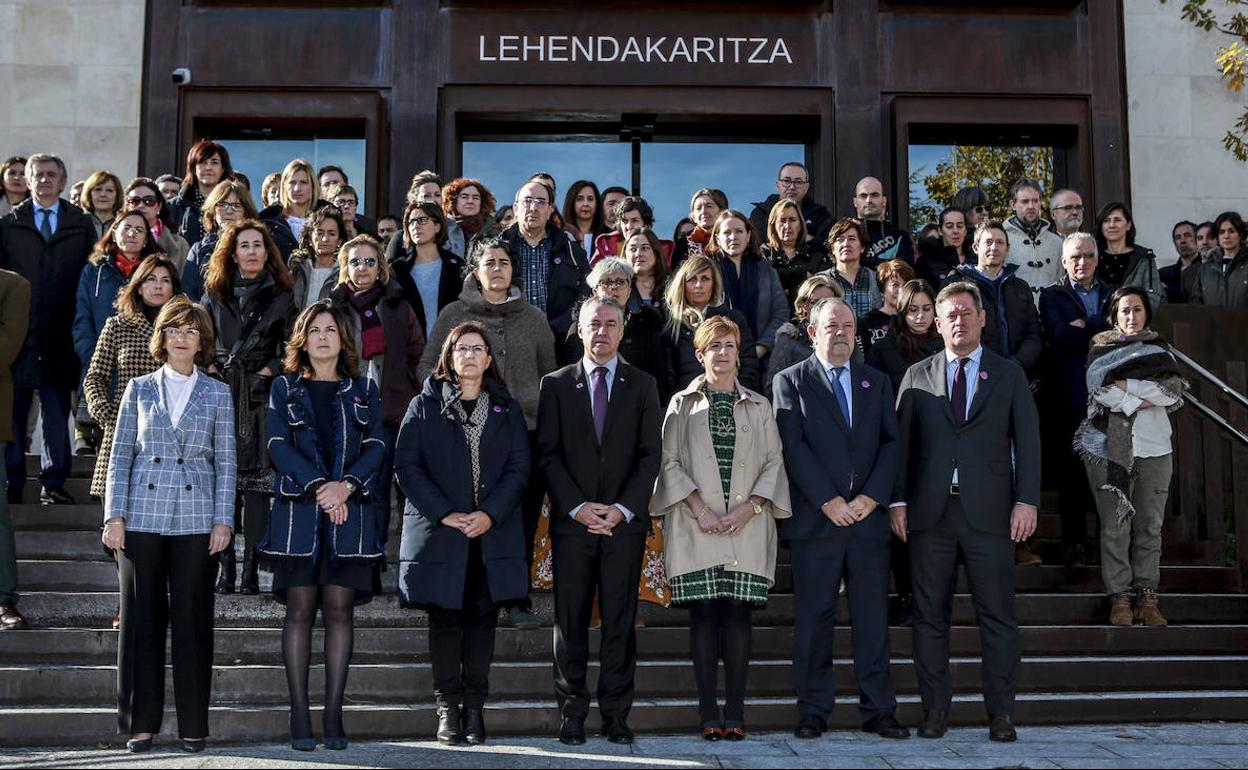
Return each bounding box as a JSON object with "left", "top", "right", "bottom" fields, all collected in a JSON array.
[
  {"left": 1171, "top": 346, "right": 1248, "bottom": 412},
  {"left": 1185, "top": 392, "right": 1248, "bottom": 446}
]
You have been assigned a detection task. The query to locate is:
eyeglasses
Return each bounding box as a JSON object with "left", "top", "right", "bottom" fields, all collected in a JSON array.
[
  {"left": 333, "top": 199, "right": 357, "bottom": 208},
  {"left": 119, "top": 224, "right": 147, "bottom": 237},
  {"left": 972, "top": 205, "right": 990, "bottom": 214},
  {"left": 597, "top": 278, "right": 629, "bottom": 289},
  {"left": 453, "top": 345, "right": 487, "bottom": 357},
  {"left": 348, "top": 257, "right": 378, "bottom": 267},
  {"left": 126, "top": 195, "right": 159, "bottom": 208},
  {"left": 408, "top": 216, "right": 432, "bottom": 226},
  {"left": 1053, "top": 204, "right": 1085, "bottom": 213},
  {"left": 162, "top": 327, "right": 201, "bottom": 339},
  {"left": 216, "top": 202, "right": 244, "bottom": 213},
  {"left": 517, "top": 197, "right": 549, "bottom": 208},
  {"left": 778, "top": 177, "right": 809, "bottom": 187}
]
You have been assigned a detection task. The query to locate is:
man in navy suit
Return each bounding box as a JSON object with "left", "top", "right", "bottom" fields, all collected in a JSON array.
[{"left": 772, "top": 297, "right": 908, "bottom": 740}]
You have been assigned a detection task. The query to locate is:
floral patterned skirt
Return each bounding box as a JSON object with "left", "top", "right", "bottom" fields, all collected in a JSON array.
[{"left": 530, "top": 495, "right": 671, "bottom": 608}]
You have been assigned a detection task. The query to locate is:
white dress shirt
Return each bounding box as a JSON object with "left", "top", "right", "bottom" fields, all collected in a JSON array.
[
  {"left": 160, "top": 364, "right": 199, "bottom": 428},
  {"left": 568, "top": 355, "right": 635, "bottom": 523}
]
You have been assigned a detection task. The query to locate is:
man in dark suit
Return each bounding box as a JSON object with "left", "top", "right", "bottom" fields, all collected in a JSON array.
[
  {"left": 773, "top": 297, "right": 908, "bottom": 740},
  {"left": 1039, "top": 233, "right": 1111, "bottom": 565},
  {"left": 0, "top": 154, "right": 94, "bottom": 506},
  {"left": 890, "top": 281, "right": 1041, "bottom": 743},
  {"left": 537, "top": 296, "right": 661, "bottom": 746}
]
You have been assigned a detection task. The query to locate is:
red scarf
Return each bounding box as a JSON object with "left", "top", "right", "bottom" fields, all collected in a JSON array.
[{"left": 115, "top": 252, "right": 142, "bottom": 279}]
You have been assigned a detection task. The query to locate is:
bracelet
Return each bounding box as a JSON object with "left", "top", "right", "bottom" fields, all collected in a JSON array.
[
  {"left": 750, "top": 500, "right": 764, "bottom": 518},
  {"left": 694, "top": 505, "right": 712, "bottom": 520}
]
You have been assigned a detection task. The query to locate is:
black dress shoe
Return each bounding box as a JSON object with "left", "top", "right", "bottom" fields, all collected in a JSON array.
[
  {"left": 794, "top": 722, "right": 822, "bottom": 739},
  {"left": 989, "top": 714, "right": 1017, "bottom": 743},
  {"left": 558, "top": 718, "right": 586, "bottom": 745},
  {"left": 918, "top": 709, "right": 948, "bottom": 739},
  {"left": 39, "top": 487, "right": 74, "bottom": 505},
  {"left": 0, "top": 601, "right": 28, "bottom": 630},
  {"left": 181, "top": 738, "right": 206, "bottom": 753},
  {"left": 605, "top": 719, "right": 634, "bottom": 744},
  {"left": 863, "top": 713, "right": 910, "bottom": 739},
  {"left": 463, "top": 708, "right": 486, "bottom": 745},
  {"left": 437, "top": 706, "right": 464, "bottom": 745},
  {"left": 125, "top": 736, "right": 152, "bottom": 753}
]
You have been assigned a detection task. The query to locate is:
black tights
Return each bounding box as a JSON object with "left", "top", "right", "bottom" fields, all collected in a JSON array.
[
  {"left": 687, "top": 598, "right": 753, "bottom": 728},
  {"left": 282, "top": 585, "right": 356, "bottom": 740}
]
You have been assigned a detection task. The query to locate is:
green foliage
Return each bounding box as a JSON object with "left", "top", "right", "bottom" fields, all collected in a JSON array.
[
  {"left": 1162, "top": 0, "right": 1248, "bottom": 161},
  {"left": 919, "top": 145, "right": 1054, "bottom": 221}
]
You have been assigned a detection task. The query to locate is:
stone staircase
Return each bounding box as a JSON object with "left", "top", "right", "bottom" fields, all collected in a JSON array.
[{"left": 2, "top": 455, "right": 1247, "bottom": 746}]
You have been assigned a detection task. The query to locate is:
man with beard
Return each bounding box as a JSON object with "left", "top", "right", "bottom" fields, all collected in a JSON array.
[
  {"left": 1003, "top": 178, "right": 1064, "bottom": 306},
  {"left": 851, "top": 176, "right": 915, "bottom": 268}
]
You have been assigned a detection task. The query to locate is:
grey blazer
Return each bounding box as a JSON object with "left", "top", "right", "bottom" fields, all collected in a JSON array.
[{"left": 892, "top": 347, "right": 1041, "bottom": 536}]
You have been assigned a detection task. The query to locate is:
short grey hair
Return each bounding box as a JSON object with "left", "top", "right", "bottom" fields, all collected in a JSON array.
[
  {"left": 587, "top": 257, "right": 634, "bottom": 288},
  {"left": 935, "top": 281, "right": 984, "bottom": 312},
  {"left": 808, "top": 297, "right": 856, "bottom": 328},
  {"left": 1009, "top": 177, "right": 1044, "bottom": 202},
  {"left": 25, "top": 153, "right": 67, "bottom": 182},
  {"left": 578, "top": 295, "right": 626, "bottom": 326},
  {"left": 1062, "top": 231, "right": 1097, "bottom": 256}
]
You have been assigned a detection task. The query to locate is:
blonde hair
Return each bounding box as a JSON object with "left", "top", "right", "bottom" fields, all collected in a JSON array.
[
  {"left": 278, "top": 159, "right": 318, "bottom": 215},
  {"left": 766, "top": 198, "right": 807, "bottom": 250},
  {"left": 337, "top": 234, "right": 390, "bottom": 286},
  {"left": 793, "top": 274, "right": 844, "bottom": 322},
  {"left": 664, "top": 254, "right": 724, "bottom": 339}
]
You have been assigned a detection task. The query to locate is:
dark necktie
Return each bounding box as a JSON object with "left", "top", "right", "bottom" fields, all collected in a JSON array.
[
  {"left": 39, "top": 208, "right": 53, "bottom": 241},
  {"left": 592, "top": 366, "right": 608, "bottom": 443},
  {"left": 950, "top": 357, "right": 969, "bottom": 426},
  {"left": 830, "top": 366, "right": 851, "bottom": 428}
]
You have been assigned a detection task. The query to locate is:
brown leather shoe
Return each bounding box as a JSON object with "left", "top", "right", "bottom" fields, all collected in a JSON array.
[
  {"left": 1136, "top": 589, "right": 1167, "bottom": 627},
  {"left": 0, "top": 601, "right": 28, "bottom": 630},
  {"left": 1109, "top": 592, "right": 1133, "bottom": 626}
]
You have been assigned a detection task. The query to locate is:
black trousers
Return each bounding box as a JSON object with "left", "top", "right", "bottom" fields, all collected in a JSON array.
[
  {"left": 551, "top": 530, "right": 646, "bottom": 723},
  {"left": 116, "top": 531, "right": 216, "bottom": 737},
  {"left": 910, "top": 497, "right": 1018, "bottom": 717},
  {"left": 427, "top": 541, "right": 498, "bottom": 709},
  {"left": 790, "top": 536, "right": 896, "bottom": 726}
]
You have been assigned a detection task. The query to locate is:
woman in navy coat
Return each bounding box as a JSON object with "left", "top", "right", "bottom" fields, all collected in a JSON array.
[
  {"left": 258, "top": 300, "right": 386, "bottom": 752},
  {"left": 396, "top": 321, "right": 530, "bottom": 747}
]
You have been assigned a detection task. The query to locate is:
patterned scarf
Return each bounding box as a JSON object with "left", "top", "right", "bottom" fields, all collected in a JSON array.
[
  {"left": 347, "top": 283, "right": 386, "bottom": 360},
  {"left": 1075, "top": 329, "right": 1187, "bottom": 524},
  {"left": 450, "top": 390, "right": 492, "bottom": 508}
]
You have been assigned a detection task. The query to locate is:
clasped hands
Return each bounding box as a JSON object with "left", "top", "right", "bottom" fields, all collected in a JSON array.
[
  {"left": 316, "top": 481, "right": 352, "bottom": 525},
  {"left": 443, "top": 511, "right": 494, "bottom": 538},
  {"left": 696, "top": 501, "right": 756, "bottom": 537},
  {"left": 575, "top": 503, "right": 625, "bottom": 536},
  {"left": 823, "top": 495, "right": 876, "bottom": 528}
]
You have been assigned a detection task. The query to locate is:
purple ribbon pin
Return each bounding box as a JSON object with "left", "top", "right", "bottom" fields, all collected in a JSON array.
[
  {"left": 493, "top": 405, "right": 503, "bottom": 413},
  {"left": 979, "top": 371, "right": 988, "bottom": 381},
  {"left": 553, "top": 257, "right": 562, "bottom": 265},
  {"left": 861, "top": 380, "right": 871, "bottom": 389}
]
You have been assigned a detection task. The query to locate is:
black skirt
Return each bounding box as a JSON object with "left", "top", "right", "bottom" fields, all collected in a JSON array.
[{"left": 271, "top": 534, "right": 376, "bottom": 605}]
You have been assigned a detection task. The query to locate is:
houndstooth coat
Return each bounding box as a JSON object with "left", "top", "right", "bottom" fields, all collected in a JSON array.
[{"left": 83, "top": 314, "right": 159, "bottom": 498}]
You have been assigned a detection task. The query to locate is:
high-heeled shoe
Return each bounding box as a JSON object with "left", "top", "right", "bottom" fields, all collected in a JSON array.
[
  {"left": 323, "top": 735, "right": 348, "bottom": 751},
  {"left": 290, "top": 713, "right": 315, "bottom": 751},
  {"left": 125, "top": 736, "right": 152, "bottom": 753},
  {"left": 323, "top": 712, "right": 348, "bottom": 751},
  {"left": 181, "top": 738, "right": 206, "bottom": 753}
]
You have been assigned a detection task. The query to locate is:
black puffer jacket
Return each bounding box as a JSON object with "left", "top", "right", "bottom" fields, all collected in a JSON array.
[
  {"left": 916, "top": 236, "right": 972, "bottom": 290},
  {"left": 748, "top": 194, "right": 834, "bottom": 247},
  {"left": 169, "top": 186, "right": 206, "bottom": 247},
  {"left": 761, "top": 243, "right": 831, "bottom": 307},
  {"left": 664, "top": 305, "right": 761, "bottom": 395},
  {"left": 257, "top": 203, "right": 300, "bottom": 264}
]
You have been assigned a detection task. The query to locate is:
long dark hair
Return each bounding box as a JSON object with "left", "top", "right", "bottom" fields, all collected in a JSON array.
[
  {"left": 1095, "top": 202, "right": 1138, "bottom": 253},
  {"left": 562, "top": 180, "right": 607, "bottom": 237},
  {"left": 893, "top": 279, "right": 939, "bottom": 360},
  {"left": 283, "top": 300, "right": 360, "bottom": 380},
  {"left": 432, "top": 322, "right": 505, "bottom": 387}
]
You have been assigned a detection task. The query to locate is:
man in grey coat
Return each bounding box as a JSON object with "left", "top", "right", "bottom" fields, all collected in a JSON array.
[{"left": 889, "top": 281, "right": 1041, "bottom": 744}]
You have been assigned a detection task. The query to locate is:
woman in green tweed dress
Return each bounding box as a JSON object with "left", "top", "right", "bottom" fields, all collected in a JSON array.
[{"left": 651, "top": 315, "right": 791, "bottom": 742}]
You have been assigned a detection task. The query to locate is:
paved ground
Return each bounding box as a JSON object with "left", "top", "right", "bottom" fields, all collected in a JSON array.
[{"left": 1, "top": 724, "right": 1246, "bottom": 769}]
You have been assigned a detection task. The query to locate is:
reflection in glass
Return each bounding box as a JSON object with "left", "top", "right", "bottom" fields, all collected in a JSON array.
[
  {"left": 908, "top": 144, "right": 1054, "bottom": 227},
  {"left": 219, "top": 138, "right": 367, "bottom": 212},
  {"left": 463, "top": 141, "right": 631, "bottom": 224}
]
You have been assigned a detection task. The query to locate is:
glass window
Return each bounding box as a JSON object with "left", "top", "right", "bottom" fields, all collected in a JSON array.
[
  {"left": 218, "top": 137, "right": 367, "bottom": 211},
  {"left": 908, "top": 143, "right": 1056, "bottom": 227},
  {"left": 641, "top": 142, "right": 804, "bottom": 241},
  {"left": 462, "top": 141, "right": 632, "bottom": 221}
]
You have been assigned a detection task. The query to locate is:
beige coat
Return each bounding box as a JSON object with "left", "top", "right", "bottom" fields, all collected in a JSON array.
[{"left": 651, "top": 376, "right": 792, "bottom": 583}]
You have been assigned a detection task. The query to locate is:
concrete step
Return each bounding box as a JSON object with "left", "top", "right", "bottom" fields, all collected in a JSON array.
[
  {"left": 5, "top": 654, "right": 1248, "bottom": 707},
  {"left": 5, "top": 690, "right": 1248, "bottom": 747},
  {"left": 14, "top": 530, "right": 404, "bottom": 564},
  {"left": 19, "top": 478, "right": 94, "bottom": 501},
  {"left": 7, "top": 624, "right": 1248, "bottom": 666},
  {"left": 18, "top": 590, "right": 1248, "bottom": 629},
  {"left": 24, "top": 455, "right": 96, "bottom": 477}
]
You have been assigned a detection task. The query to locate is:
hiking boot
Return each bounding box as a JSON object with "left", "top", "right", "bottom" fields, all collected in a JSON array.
[
  {"left": 1136, "top": 589, "right": 1167, "bottom": 627},
  {"left": 1109, "top": 592, "right": 1134, "bottom": 626}
]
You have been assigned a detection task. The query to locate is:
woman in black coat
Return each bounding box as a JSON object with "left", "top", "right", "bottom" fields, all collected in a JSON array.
[
  {"left": 396, "top": 322, "right": 530, "bottom": 747},
  {"left": 662, "top": 254, "right": 760, "bottom": 394},
  {"left": 384, "top": 201, "right": 464, "bottom": 341},
  {"left": 562, "top": 257, "right": 671, "bottom": 399},
  {"left": 866, "top": 279, "right": 943, "bottom": 393},
  {"left": 168, "top": 139, "right": 234, "bottom": 248},
  {"left": 201, "top": 219, "right": 296, "bottom": 593},
  {"left": 915, "top": 207, "right": 973, "bottom": 290}
]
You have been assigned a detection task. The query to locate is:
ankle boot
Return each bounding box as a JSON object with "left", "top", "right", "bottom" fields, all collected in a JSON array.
[
  {"left": 240, "top": 549, "right": 260, "bottom": 595},
  {"left": 1136, "top": 588, "right": 1167, "bottom": 627},
  {"left": 215, "top": 545, "right": 236, "bottom": 594},
  {"left": 437, "top": 705, "right": 464, "bottom": 745},
  {"left": 463, "top": 707, "right": 486, "bottom": 745},
  {"left": 1109, "top": 591, "right": 1133, "bottom": 626}
]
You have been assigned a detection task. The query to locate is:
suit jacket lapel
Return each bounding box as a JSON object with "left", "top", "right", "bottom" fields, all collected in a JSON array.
[
  {"left": 171, "top": 374, "right": 213, "bottom": 447},
  {"left": 928, "top": 353, "right": 957, "bottom": 426},
  {"left": 966, "top": 351, "right": 1001, "bottom": 424},
  {"left": 803, "top": 356, "right": 849, "bottom": 434},
  {"left": 570, "top": 364, "right": 600, "bottom": 449},
  {"left": 147, "top": 375, "right": 175, "bottom": 434},
  {"left": 848, "top": 361, "right": 870, "bottom": 432}
]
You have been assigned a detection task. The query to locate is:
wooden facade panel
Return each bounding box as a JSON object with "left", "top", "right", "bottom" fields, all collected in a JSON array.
[{"left": 880, "top": 12, "right": 1087, "bottom": 95}]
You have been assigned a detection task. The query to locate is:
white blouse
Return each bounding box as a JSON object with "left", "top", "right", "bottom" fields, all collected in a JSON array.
[
  {"left": 1092, "top": 378, "right": 1178, "bottom": 458},
  {"left": 160, "top": 364, "right": 199, "bottom": 427}
]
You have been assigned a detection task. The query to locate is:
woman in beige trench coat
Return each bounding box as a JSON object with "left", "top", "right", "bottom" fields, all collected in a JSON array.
[{"left": 651, "top": 314, "right": 791, "bottom": 742}]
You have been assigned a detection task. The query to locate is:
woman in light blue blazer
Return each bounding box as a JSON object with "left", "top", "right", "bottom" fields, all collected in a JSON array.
[{"left": 101, "top": 296, "right": 237, "bottom": 755}]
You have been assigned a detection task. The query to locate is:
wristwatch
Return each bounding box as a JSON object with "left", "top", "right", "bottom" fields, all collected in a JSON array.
[
  {"left": 750, "top": 500, "right": 764, "bottom": 518},
  {"left": 343, "top": 480, "right": 356, "bottom": 495}
]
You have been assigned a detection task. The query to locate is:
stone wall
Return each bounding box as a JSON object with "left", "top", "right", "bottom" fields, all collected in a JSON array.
[
  {"left": 0, "top": 0, "right": 145, "bottom": 186},
  {"left": 1124, "top": 0, "right": 1248, "bottom": 264}
]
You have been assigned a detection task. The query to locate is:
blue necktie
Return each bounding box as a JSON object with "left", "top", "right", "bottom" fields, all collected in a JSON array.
[
  {"left": 39, "top": 208, "right": 53, "bottom": 241},
  {"left": 830, "top": 366, "right": 851, "bottom": 428}
]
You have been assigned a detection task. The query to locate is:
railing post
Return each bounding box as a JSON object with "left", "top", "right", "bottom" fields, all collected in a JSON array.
[{"left": 1227, "top": 362, "right": 1248, "bottom": 590}]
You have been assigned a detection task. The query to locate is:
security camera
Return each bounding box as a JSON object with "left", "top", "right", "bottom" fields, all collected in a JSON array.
[{"left": 171, "top": 68, "right": 192, "bottom": 86}]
